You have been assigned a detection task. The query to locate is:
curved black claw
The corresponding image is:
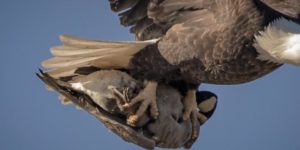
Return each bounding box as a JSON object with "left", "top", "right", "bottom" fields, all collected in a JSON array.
[
  {"left": 184, "top": 91, "right": 218, "bottom": 148},
  {"left": 184, "top": 110, "right": 200, "bottom": 149},
  {"left": 110, "top": 81, "right": 159, "bottom": 127}
]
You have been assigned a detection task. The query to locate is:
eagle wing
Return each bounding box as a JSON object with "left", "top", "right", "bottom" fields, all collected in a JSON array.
[
  {"left": 156, "top": 9, "right": 225, "bottom": 65},
  {"left": 111, "top": 0, "right": 300, "bottom": 65},
  {"left": 149, "top": 1, "right": 260, "bottom": 65},
  {"left": 110, "top": 0, "right": 212, "bottom": 40},
  {"left": 43, "top": 0, "right": 212, "bottom": 78},
  {"left": 44, "top": 0, "right": 300, "bottom": 80},
  {"left": 110, "top": 1, "right": 261, "bottom": 65}
]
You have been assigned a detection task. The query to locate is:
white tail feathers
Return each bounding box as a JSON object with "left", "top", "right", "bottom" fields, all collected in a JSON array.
[
  {"left": 254, "top": 18, "right": 300, "bottom": 66},
  {"left": 42, "top": 35, "right": 159, "bottom": 78}
]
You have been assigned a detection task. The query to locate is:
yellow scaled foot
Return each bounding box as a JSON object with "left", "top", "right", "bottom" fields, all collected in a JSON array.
[
  {"left": 109, "top": 81, "right": 159, "bottom": 126},
  {"left": 182, "top": 90, "right": 197, "bottom": 121},
  {"left": 182, "top": 89, "right": 201, "bottom": 142}
]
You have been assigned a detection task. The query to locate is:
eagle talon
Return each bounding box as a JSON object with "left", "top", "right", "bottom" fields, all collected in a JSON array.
[
  {"left": 127, "top": 114, "right": 139, "bottom": 126},
  {"left": 191, "top": 110, "right": 200, "bottom": 139},
  {"left": 108, "top": 85, "right": 129, "bottom": 111},
  {"left": 182, "top": 90, "right": 197, "bottom": 121},
  {"left": 185, "top": 91, "right": 218, "bottom": 148},
  {"left": 182, "top": 89, "right": 210, "bottom": 148},
  {"left": 183, "top": 110, "right": 200, "bottom": 148},
  {"left": 123, "top": 81, "right": 159, "bottom": 126},
  {"left": 123, "top": 87, "right": 130, "bottom": 103}
]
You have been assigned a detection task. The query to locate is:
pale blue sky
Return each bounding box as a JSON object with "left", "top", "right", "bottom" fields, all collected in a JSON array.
[{"left": 0, "top": 0, "right": 299, "bottom": 150}]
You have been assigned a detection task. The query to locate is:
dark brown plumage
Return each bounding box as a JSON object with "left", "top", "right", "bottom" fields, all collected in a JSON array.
[
  {"left": 39, "top": 0, "right": 300, "bottom": 147},
  {"left": 39, "top": 0, "right": 300, "bottom": 128},
  {"left": 41, "top": 0, "right": 300, "bottom": 124},
  {"left": 112, "top": 0, "right": 299, "bottom": 85},
  {"left": 43, "top": 0, "right": 300, "bottom": 86}
]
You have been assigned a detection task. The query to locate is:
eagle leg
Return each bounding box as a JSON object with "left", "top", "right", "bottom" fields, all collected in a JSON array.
[
  {"left": 110, "top": 81, "right": 159, "bottom": 126},
  {"left": 126, "top": 81, "right": 159, "bottom": 126},
  {"left": 183, "top": 90, "right": 218, "bottom": 148},
  {"left": 182, "top": 89, "right": 201, "bottom": 147},
  {"left": 182, "top": 90, "right": 198, "bottom": 121},
  {"left": 108, "top": 85, "right": 130, "bottom": 111},
  {"left": 184, "top": 110, "right": 200, "bottom": 149},
  {"left": 184, "top": 111, "right": 212, "bottom": 148}
]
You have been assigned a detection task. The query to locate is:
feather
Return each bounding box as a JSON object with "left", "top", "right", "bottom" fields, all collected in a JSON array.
[
  {"left": 42, "top": 35, "right": 159, "bottom": 78},
  {"left": 254, "top": 17, "right": 300, "bottom": 65}
]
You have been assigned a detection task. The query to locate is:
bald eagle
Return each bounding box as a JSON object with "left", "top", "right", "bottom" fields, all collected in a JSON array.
[{"left": 41, "top": 0, "right": 300, "bottom": 132}]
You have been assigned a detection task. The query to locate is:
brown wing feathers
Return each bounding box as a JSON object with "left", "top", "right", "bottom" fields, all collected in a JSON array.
[{"left": 109, "top": 0, "right": 209, "bottom": 41}]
